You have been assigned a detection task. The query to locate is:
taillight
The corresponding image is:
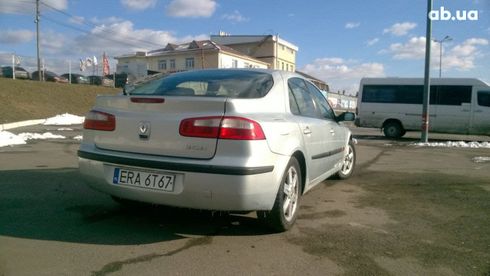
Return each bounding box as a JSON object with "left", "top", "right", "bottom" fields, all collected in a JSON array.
[
  {"left": 179, "top": 116, "right": 265, "bottom": 140},
  {"left": 83, "top": 110, "right": 115, "bottom": 131},
  {"left": 179, "top": 117, "right": 221, "bottom": 138}
]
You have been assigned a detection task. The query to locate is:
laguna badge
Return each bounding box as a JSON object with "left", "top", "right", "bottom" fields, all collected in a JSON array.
[{"left": 138, "top": 121, "right": 151, "bottom": 139}]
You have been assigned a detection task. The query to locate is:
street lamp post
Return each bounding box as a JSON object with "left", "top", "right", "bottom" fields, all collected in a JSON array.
[{"left": 433, "top": 35, "right": 452, "bottom": 78}]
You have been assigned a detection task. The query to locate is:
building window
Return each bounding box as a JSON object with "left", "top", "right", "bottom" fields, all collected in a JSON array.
[
  {"left": 185, "top": 57, "right": 195, "bottom": 69},
  {"left": 282, "top": 62, "right": 285, "bottom": 70},
  {"left": 158, "top": 60, "right": 167, "bottom": 70},
  {"left": 170, "top": 59, "right": 176, "bottom": 69},
  {"left": 286, "top": 64, "right": 289, "bottom": 71},
  {"left": 232, "top": 59, "right": 238, "bottom": 68}
]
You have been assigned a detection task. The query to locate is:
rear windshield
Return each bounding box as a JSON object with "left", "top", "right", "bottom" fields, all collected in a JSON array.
[{"left": 126, "top": 70, "right": 274, "bottom": 98}]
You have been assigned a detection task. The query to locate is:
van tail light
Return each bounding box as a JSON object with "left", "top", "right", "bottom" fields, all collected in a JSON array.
[
  {"left": 83, "top": 110, "right": 115, "bottom": 131},
  {"left": 179, "top": 116, "right": 265, "bottom": 140}
]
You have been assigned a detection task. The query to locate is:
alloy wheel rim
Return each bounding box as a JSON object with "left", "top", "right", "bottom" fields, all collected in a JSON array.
[
  {"left": 341, "top": 145, "right": 354, "bottom": 175},
  {"left": 282, "top": 166, "right": 299, "bottom": 222}
]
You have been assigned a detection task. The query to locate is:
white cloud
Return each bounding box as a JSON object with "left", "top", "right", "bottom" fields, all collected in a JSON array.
[
  {"left": 0, "top": 29, "right": 34, "bottom": 44},
  {"left": 0, "top": 0, "right": 67, "bottom": 14},
  {"left": 166, "top": 0, "right": 217, "bottom": 18},
  {"left": 71, "top": 20, "right": 208, "bottom": 56},
  {"left": 121, "top": 0, "right": 156, "bottom": 11},
  {"left": 222, "top": 10, "right": 249, "bottom": 23},
  {"left": 301, "top": 58, "right": 385, "bottom": 94},
  {"left": 69, "top": 16, "right": 85, "bottom": 25},
  {"left": 345, "top": 22, "right": 360, "bottom": 29},
  {"left": 386, "top": 36, "right": 429, "bottom": 60},
  {"left": 366, "top": 38, "right": 379, "bottom": 46},
  {"left": 41, "top": 30, "right": 67, "bottom": 54},
  {"left": 383, "top": 22, "right": 417, "bottom": 36},
  {"left": 384, "top": 37, "right": 489, "bottom": 70}
]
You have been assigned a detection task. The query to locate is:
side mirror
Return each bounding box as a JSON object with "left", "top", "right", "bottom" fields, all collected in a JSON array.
[{"left": 337, "top": 112, "right": 356, "bottom": 122}]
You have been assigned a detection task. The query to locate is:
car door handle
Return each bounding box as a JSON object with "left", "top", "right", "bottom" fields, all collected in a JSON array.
[{"left": 303, "top": 127, "right": 312, "bottom": 134}]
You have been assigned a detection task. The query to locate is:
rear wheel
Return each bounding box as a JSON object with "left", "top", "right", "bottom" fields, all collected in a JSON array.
[
  {"left": 383, "top": 121, "right": 404, "bottom": 138},
  {"left": 257, "top": 157, "right": 302, "bottom": 232}
]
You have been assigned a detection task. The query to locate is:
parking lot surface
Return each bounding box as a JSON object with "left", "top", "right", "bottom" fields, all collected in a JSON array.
[{"left": 0, "top": 125, "right": 489, "bottom": 275}]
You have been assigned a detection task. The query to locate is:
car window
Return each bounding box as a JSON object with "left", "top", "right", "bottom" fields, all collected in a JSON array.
[
  {"left": 288, "top": 78, "right": 318, "bottom": 118},
  {"left": 288, "top": 89, "right": 300, "bottom": 115},
  {"left": 306, "top": 81, "right": 336, "bottom": 120},
  {"left": 478, "top": 91, "right": 490, "bottom": 107},
  {"left": 127, "top": 70, "right": 274, "bottom": 98}
]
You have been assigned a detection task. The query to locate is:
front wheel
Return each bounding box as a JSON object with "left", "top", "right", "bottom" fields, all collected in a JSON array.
[
  {"left": 257, "top": 157, "right": 302, "bottom": 232},
  {"left": 335, "top": 139, "right": 356, "bottom": 179}
]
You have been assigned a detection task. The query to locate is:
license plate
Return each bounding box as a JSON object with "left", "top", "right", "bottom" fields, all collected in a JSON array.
[{"left": 112, "top": 167, "right": 175, "bottom": 192}]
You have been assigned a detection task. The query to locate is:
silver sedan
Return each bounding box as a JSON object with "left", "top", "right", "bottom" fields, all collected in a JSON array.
[{"left": 78, "top": 69, "right": 356, "bottom": 231}]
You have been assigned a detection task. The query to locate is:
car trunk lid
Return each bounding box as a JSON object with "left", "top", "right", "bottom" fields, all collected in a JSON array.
[{"left": 92, "top": 95, "right": 227, "bottom": 159}]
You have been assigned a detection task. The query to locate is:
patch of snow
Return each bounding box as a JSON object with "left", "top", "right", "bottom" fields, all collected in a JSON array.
[
  {"left": 473, "top": 157, "right": 490, "bottom": 163},
  {"left": 43, "top": 113, "right": 84, "bottom": 126},
  {"left": 0, "top": 131, "right": 27, "bottom": 147},
  {"left": 18, "top": 132, "right": 66, "bottom": 140},
  {"left": 0, "top": 131, "right": 66, "bottom": 148},
  {"left": 73, "top": 135, "right": 83, "bottom": 141},
  {"left": 412, "top": 141, "right": 490, "bottom": 149},
  {"left": 57, "top": 128, "right": 74, "bottom": 131}
]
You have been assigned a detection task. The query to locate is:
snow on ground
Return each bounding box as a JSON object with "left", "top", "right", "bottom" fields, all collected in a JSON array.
[
  {"left": 0, "top": 113, "right": 84, "bottom": 148},
  {"left": 412, "top": 141, "right": 490, "bottom": 148},
  {"left": 473, "top": 157, "right": 490, "bottom": 163},
  {"left": 0, "top": 131, "right": 67, "bottom": 148},
  {"left": 18, "top": 132, "right": 66, "bottom": 140},
  {"left": 0, "top": 131, "right": 27, "bottom": 147},
  {"left": 73, "top": 135, "right": 83, "bottom": 141},
  {"left": 43, "top": 113, "right": 84, "bottom": 125},
  {"left": 57, "top": 128, "right": 74, "bottom": 131}
]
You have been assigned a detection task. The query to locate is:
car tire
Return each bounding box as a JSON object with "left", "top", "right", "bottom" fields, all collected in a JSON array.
[
  {"left": 334, "top": 139, "right": 356, "bottom": 179},
  {"left": 257, "top": 157, "right": 302, "bottom": 232},
  {"left": 383, "top": 121, "right": 404, "bottom": 138}
]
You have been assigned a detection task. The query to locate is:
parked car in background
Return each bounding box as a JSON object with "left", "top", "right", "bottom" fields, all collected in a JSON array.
[
  {"left": 88, "top": 75, "right": 103, "bottom": 85},
  {"left": 31, "top": 71, "right": 68, "bottom": 83},
  {"left": 1, "top": 66, "right": 30, "bottom": 79},
  {"left": 78, "top": 69, "right": 357, "bottom": 231},
  {"left": 87, "top": 75, "right": 115, "bottom": 87},
  {"left": 106, "top": 73, "right": 128, "bottom": 88},
  {"left": 61, "top": 73, "right": 89, "bottom": 84}
]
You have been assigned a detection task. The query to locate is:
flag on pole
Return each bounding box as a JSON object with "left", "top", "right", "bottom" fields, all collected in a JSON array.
[
  {"left": 103, "top": 52, "right": 110, "bottom": 76},
  {"left": 85, "top": 57, "right": 93, "bottom": 67},
  {"left": 79, "top": 58, "right": 86, "bottom": 71}
]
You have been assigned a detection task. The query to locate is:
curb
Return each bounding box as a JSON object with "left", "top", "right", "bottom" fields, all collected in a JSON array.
[{"left": 0, "top": 119, "right": 46, "bottom": 131}]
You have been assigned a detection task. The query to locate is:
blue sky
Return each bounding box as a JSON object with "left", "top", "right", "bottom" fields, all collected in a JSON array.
[{"left": 0, "top": 0, "right": 488, "bottom": 93}]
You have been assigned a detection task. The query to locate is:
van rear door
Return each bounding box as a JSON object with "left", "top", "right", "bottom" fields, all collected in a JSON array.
[{"left": 470, "top": 90, "right": 490, "bottom": 135}]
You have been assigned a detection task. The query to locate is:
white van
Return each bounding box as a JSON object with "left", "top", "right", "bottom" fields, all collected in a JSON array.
[{"left": 356, "top": 78, "right": 490, "bottom": 138}]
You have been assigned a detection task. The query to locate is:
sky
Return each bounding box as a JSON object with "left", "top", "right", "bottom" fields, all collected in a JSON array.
[{"left": 0, "top": 0, "right": 489, "bottom": 93}]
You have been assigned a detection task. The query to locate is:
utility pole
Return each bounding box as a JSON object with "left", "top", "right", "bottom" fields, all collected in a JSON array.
[
  {"left": 421, "top": 0, "right": 433, "bottom": 143},
  {"left": 35, "top": 0, "right": 41, "bottom": 81}
]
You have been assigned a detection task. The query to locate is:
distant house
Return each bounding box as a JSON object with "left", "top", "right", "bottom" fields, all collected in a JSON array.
[
  {"left": 115, "top": 40, "right": 268, "bottom": 79},
  {"left": 210, "top": 33, "right": 298, "bottom": 72}
]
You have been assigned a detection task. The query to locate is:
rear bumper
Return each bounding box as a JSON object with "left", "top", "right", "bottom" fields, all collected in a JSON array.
[{"left": 78, "top": 149, "right": 288, "bottom": 211}]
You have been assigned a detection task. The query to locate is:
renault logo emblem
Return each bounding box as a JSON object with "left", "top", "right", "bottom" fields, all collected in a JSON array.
[{"left": 138, "top": 121, "right": 151, "bottom": 139}]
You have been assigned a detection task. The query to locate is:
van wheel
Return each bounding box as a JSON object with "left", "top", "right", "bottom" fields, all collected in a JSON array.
[
  {"left": 383, "top": 122, "right": 404, "bottom": 138},
  {"left": 257, "top": 157, "right": 301, "bottom": 232}
]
